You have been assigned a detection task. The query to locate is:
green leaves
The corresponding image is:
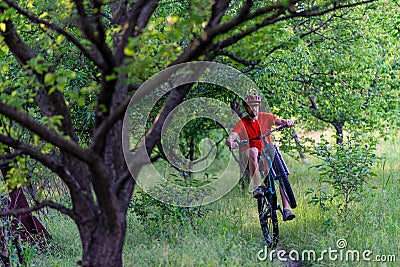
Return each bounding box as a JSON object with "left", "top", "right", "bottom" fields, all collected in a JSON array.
[
  {"left": 1, "top": 156, "right": 30, "bottom": 192},
  {"left": 44, "top": 73, "right": 56, "bottom": 85},
  {"left": 256, "top": 1, "right": 400, "bottom": 139},
  {"left": 311, "top": 132, "right": 379, "bottom": 211},
  {"left": 26, "top": 56, "right": 51, "bottom": 75}
]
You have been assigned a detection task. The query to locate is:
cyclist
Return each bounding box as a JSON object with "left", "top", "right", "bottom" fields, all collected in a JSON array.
[{"left": 226, "top": 93, "right": 296, "bottom": 221}]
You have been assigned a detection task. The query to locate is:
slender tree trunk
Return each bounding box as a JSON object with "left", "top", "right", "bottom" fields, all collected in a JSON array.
[{"left": 333, "top": 121, "right": 344, "bottom": 145}]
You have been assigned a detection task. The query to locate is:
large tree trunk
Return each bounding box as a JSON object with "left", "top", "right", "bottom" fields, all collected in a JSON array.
[
  {"left": 78, "top": 218, "right": 126, "bottom": 267},
  {"left": 74, "top": 82, "right": 132, "bottom": 267}
]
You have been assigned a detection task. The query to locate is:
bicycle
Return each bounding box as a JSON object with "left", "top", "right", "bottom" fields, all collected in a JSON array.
[{"left": 236, "top": 125, "right": 296, "bottom": 247}]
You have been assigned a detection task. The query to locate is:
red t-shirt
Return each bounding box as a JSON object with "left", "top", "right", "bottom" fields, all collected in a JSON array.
[{"left": 232, "top": 112, "right": 276, "bottom": 152}]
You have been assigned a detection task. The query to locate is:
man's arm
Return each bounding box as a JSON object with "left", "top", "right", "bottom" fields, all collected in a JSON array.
[
  {"left": 226, "top": 132, "right": 239, "bottom": 149},
  {"left": 274, "top": 118, "right": 294, "bottom": 127}
]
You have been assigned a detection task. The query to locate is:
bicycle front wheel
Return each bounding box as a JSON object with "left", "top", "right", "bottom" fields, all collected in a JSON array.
[
  {"left": 273, "top": 156, "right": 297, "bottom": 209},
  {"left": 279, "top": 172, "right": 297, "bottom": 209},
  {"left": 257, "top": 193, "right": 279, "bottom": 247}
]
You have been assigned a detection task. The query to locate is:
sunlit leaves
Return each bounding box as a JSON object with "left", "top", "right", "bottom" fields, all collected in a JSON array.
[
  {"left": 0, "top": 23, "right": 6, "bottom": 32},
  {"left": 122, "top": 16, "right": 183, "bottom": 84},
  {"left": 0, "top": 5, "right": 17, "bottom": 23},
  {"left": 44, "top": 72, "right": 56, "bottom": 85},
  {"left": 1, "top": 156, "right": 29, "bottom": 192}
]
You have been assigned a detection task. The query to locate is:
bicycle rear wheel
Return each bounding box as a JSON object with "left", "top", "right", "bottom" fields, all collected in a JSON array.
[{"left": 257, "top": 191, "right": 279, "bottom": 247}]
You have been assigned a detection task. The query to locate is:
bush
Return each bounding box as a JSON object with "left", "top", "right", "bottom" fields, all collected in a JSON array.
[{"left": 309, "top": 132, "right": 378, "bottom": 211}]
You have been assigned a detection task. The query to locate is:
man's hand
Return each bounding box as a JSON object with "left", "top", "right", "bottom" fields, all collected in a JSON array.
[
  {"left": 275, "top": 118, "right": 294, "bottom": 127},
  {"left": 229, "top": 142, "right": 239, "bottom": 149},
  {"left": 226, "top": 132, "right": 239, "bottom": 149},
  {"left": 284, "top": 119, "right": 294, "bottom": 127}
]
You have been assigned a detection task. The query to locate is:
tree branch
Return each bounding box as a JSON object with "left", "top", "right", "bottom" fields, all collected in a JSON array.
[
  {"left": 0, "top": 150, "right": 23, "bottom": 167},
  {"left": 93, "top": 1, "right": 159, "bottom": 130},
  {"left": 307, "top": 93, "right": 333, "bottom": 124},
  {"left": 1, "top": 15, "right": 79, "bottom": 142},
  {"left": 0, "top": 200, "right": 78, "bottom": 221},
  {"left": 264, "top": 14, "right": 335, "bottom": 56},
  {"left": 90, "top": 95, "right": 131, "bottom": 154},
  {"left": 309, "top": 94, "right": 319, "bottom": 111},
  {"left": 110, "top": 0, "right": 128, "bottom": 25},
  {"left": 134, "top": 1, "right": 159, "bottom": 36},
  {"left": 191, "top": 138, "right": 224, "bottom": 165},
  {"left": 2, "top": 0, "right": 106, "bottom": 69},
  {"left": 73, "top": 0, "right": 114, "bottom": 70},
  {"left": 213, "top": 0, "right": 376, "bottom": 52},
  {"left": 114, "top": 0, "right": 159, "bottom": 65},
  {"left": 0, "top": 101, "right": 90, "bottom": 163},
  {"left": 172, "top": 0, "right": 254, "bottom": 64},
  {"left": 0, "top": 133, "right": 85, "bottom": 186},
  {"left": 205, "top": 0, "right": 231, "bottom": 30}
]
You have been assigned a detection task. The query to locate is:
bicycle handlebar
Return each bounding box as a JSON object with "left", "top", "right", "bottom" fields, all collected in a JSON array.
[
  {"left": 236, "top": 124, "right": 289, "bottom": 147},
  {"left": 249, "top": 124, "right": 288, "bottom": 140}
]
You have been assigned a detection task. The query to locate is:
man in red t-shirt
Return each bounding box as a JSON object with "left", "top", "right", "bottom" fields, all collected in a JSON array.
[{"left": 226, "top": 93, "right": 296, "bottom": 220}]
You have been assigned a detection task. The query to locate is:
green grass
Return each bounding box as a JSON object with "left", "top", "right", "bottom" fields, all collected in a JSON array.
[
  {"left": 32, "top": 212, "right": 82, "bottom": 266},
  {"left": 32, "top": 136, "right": 399, "bottom": 266}
]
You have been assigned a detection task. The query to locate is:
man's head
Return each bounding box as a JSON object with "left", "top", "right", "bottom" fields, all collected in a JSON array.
[{"left": 242, "top": 93, "right": 261, "bottom": 119}]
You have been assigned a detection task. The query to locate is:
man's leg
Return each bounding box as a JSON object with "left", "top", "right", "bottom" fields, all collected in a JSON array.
[
  {"left": 248, "top": 147, "right": 263, "bottom": 197},
  {"left": 280, "top": 187, "right": 290, "bottom": 208},
  {"left": 280, "top": 187, "right": 296, "bottom": 221}
]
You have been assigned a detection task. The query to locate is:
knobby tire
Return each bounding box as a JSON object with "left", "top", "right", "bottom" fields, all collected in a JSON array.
[
  {"left": 257, "top": 191, "right": 279, "bottom": 247},
  {"left": 273, "top": 153, "right": 297, "bottom": 209}
]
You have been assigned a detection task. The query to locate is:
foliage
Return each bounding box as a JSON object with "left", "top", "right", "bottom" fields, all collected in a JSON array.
[
  {"left": 309, "top": 132, "right": 378, "bottom": 211},
  {"left": 253, "top": 1, "right": 400, "bottom": 138},
  {"left": 129, "top": 190, "right": 209, "bottom": 236}
]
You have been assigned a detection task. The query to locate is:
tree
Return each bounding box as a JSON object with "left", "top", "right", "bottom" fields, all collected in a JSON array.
[
  {"left": 255, "top": 1, "right": 400, "bottom": 144},
  {"left": 0, "top": 0, "right": 379, "bottom": 266}
]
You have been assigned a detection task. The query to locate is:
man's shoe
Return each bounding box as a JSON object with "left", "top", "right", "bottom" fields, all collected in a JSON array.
[
  {"left": 253, "top": 186, "right": 264, "bottom": 198},
  {"left": 283, "top": 209, "right": 296, "bottom": 221}
]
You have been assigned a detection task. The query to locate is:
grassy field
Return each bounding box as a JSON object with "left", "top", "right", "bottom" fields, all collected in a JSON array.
[{"left": 33, "top": 135, "right": 399, "bottom": 266}]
